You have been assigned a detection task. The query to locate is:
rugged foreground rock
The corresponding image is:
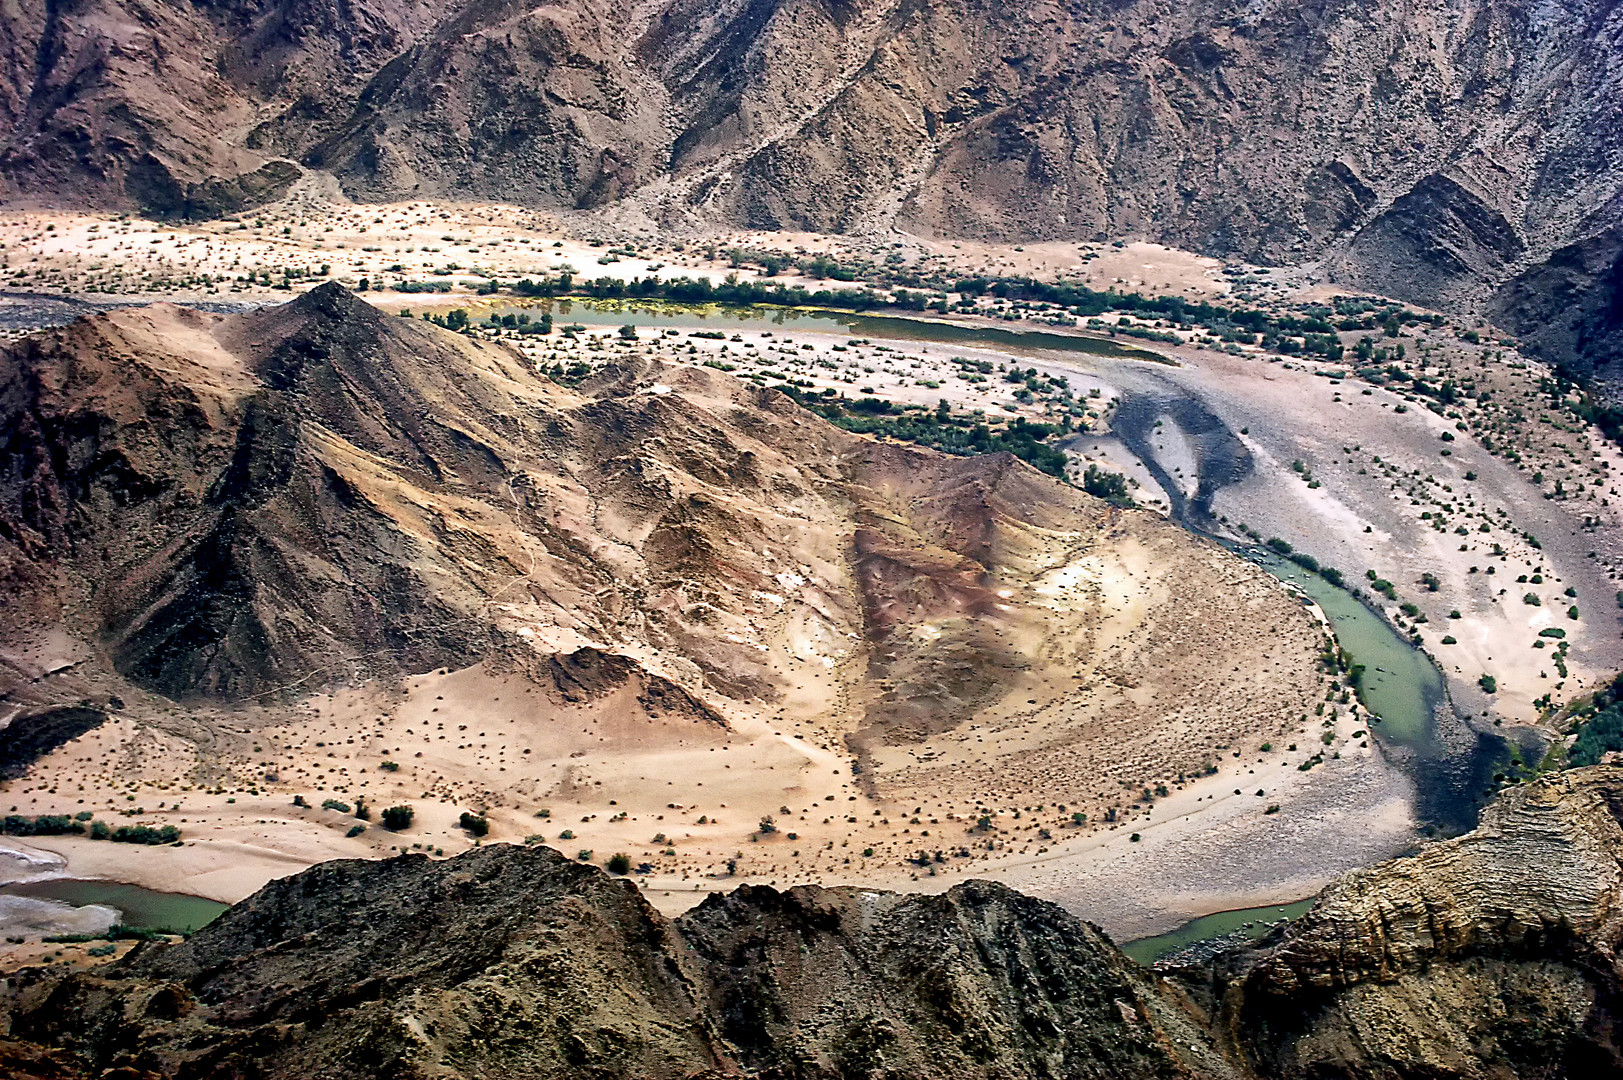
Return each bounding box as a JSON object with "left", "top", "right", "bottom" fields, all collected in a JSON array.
[{"left": 2, "top": 766, "right": 1622, "bottom": 1078}]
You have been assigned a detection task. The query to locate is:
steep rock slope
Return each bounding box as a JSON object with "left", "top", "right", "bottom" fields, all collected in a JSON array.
[
  {"left": 1, "top": 0, "right": 1620, "bottom": 370},
  {"left": 4, "top": 766, "right": 1623, "bottom": 1078},
  {"left": 1220, "top": 765, "right": 1623, "bottom": 1077}
]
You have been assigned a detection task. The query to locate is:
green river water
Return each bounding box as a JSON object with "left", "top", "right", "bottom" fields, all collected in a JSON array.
[
  {"left": 1252, "top": 552, "right": 1445, "bottom": 749},
  {"left": 483, "top": 298, "right": 1168, "bottom": 361},
  {"left": 1122, "top": 898, "right": 1318, "bottom": 966},
  {"left": 1, "top": 879, "right": 227, "bottom": 933}
]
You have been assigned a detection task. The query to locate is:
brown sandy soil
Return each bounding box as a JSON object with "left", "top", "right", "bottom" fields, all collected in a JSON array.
[
  {"left": 0, "top": 197, "right": 776, "bottom": 308},
  {"left": 0, "top": 936, "right": 138, "bottom": 977}
]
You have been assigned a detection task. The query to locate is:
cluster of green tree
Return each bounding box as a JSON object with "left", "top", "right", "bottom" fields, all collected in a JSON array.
[
  {"left": 1329, "top": 299, "right": 1442, "bottom": 334},
  {"left": 483, "top": 311, "right": 553, "bottom": 334},
  {"left": 570, "top": 273, "right": 896, "bottom": 310},
  {"left": 104, "top": 823, "right": 182, "bottom": 845},
  {"left": 510, "top": 274, "right": 574, "bottom": 296},
  {"left": 442, "top": 270, "right": 1432, "bottom": 364},
  {"left": 1567, "top": 673, "right": 1623, "bottom": 767},
  {"left": 0, "top": 813, "right": 175, "bottom": 843},
  {"left": 796, "top": 254, "right": 861, "bottom": 281},
  {"left": 235, "top": 264, "right": 329, "bottom": 290},
  {"left": 780, "top": 390, "right": 1071, "bottom": 477},
  {"left": 1081, "top": 464, "right": 1133, "bottom": 506},
  {"left": 423, "top": 309, "right": 470, "bottom": 331},
  {"left": 545, "top": 360, "right": 595, "bottom": 385},
  {"left": 719, "top": 248, "right": 791, "bottom": 275},
  {"left": 950, "top": 276, "right": 1345, "bottom": 355},
  {"left": 1100, "top": 320, "right": 1180, "bottom": 344},
  {"left": 393, "top": 280, "right": 454, "bottom": 293},
  {"left": 1, "top": 813, "right": 87, "bottom": 836},
  {"left": 44, "top": 925, "right": 178, "bottom": 944},
  {"left": 1365, "top": 570, "right": 1398, "bottom": 600},
  {"left": 1542, "top": 370, "right": 1623, "bottom": 448},
  {"left": 1264, "top": 538, "right": 1347, "bottom": 588}
]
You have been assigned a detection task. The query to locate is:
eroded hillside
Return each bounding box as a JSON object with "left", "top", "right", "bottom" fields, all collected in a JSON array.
[{"left": 0, "top": 283, "right": 1331, "bottom": 903}]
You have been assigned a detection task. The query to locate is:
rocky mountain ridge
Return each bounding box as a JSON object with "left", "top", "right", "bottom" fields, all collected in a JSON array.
[
  {"left": 0, "top": 0, "right": 1619, "bottom": 373},
  {"left": 2, "top": 764, "right": 1621, "bottom": 1079}
]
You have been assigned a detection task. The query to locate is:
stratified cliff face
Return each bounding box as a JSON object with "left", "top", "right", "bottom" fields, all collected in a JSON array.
[
  {"left": 4, "top": 767, "right": 1623, "bottom": 1079},
  {"left": 1223, "top": 765, "right": 1623, "bottom": 1078},
  {"left": 0, "top": 0, "right": 1619, "bottom": 371}
]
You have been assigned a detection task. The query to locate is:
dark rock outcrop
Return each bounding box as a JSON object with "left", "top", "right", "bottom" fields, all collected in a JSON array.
[
  {"left": 0, "top": 706, "right": 108, "bottom": 780},
  {"left": 1491, "top": 222, "right": 1623, "bottom": 385},
  {"left": 1222, "top": 765, "right": 1623, "bottom": 1078},
  {"left": 0, "top": 846, "right": 1198, "bottom": 1079}
]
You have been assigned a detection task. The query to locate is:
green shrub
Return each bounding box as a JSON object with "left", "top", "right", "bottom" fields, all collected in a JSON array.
[
  {"left": 1570, "top": 705, "right": 1623, "bottom": 767},
  {"left": 111, "top": 824, "right": 180, "bottom": 845},
  {"left": 606, "top": 852, "right": 632, "bottom": 874},
  {"left": 458, "top": 812, "right": 490, "bottom": 837},
  {"left": 381, "top": 805, "right": 414, "bottom": 831},
  {"left": 1, "top": 814, "right": 82, "bottom": 837},
  {"left": 1082, "top": 465, "right": 1132, "bottom": 506}
]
